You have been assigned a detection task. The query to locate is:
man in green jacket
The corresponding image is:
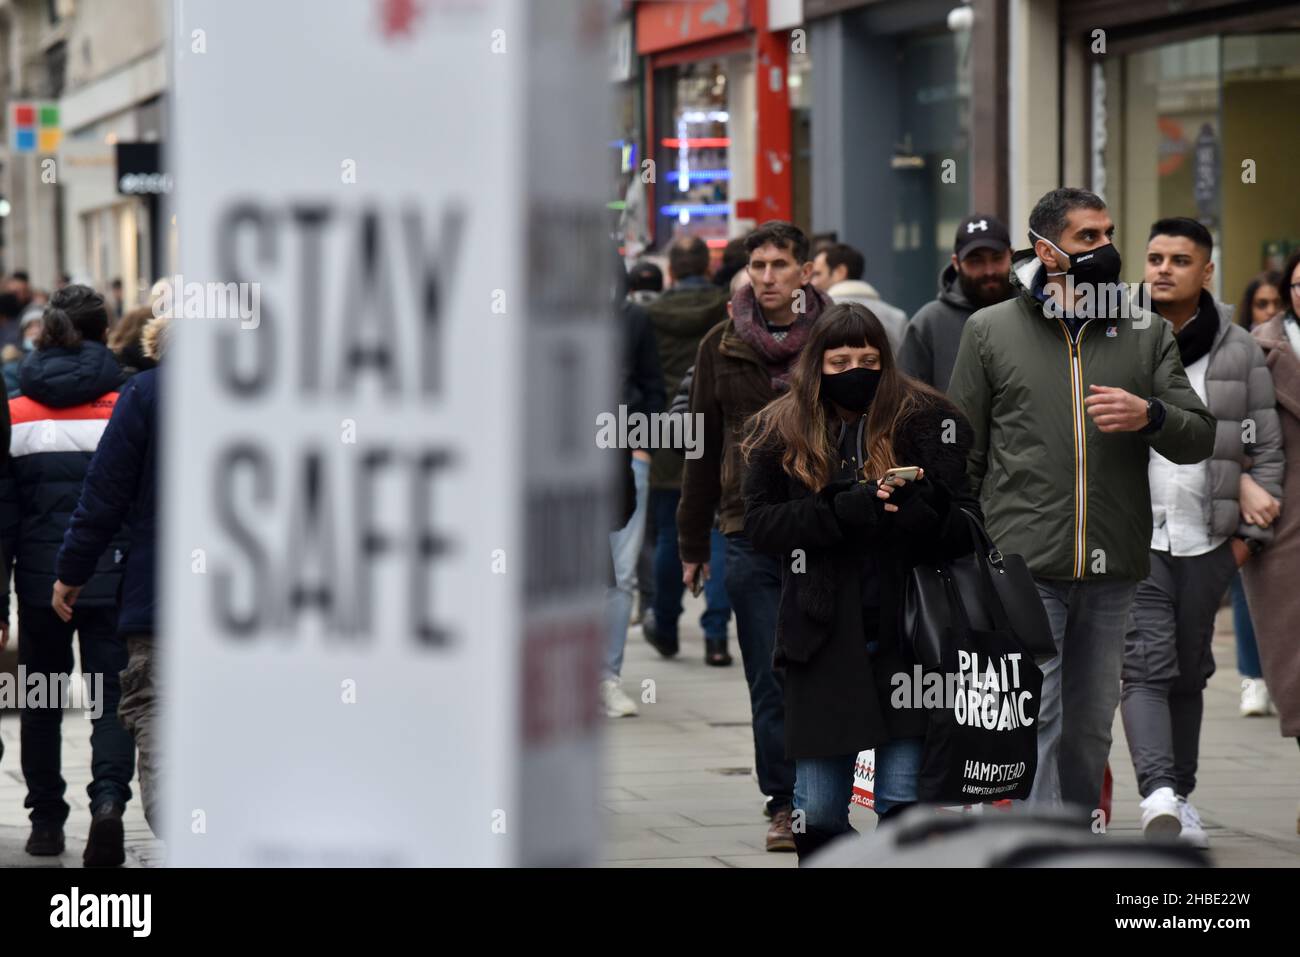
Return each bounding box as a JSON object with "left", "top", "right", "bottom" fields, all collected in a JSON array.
[{"left": 948, "top": 187, "right": 1216, "bottom": 816}]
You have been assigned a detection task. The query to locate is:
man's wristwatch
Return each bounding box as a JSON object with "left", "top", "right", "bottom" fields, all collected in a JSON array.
[{"left": 1145, "top": 398, "right": 1157, "bottom": 424}]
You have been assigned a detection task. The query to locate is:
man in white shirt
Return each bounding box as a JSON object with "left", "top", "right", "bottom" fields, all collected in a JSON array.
[{"left": 1122, "top": 218, "right": 1284, "bottom": 847}]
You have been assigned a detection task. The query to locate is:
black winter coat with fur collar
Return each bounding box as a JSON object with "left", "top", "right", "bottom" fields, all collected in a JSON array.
[{"left": 742, "top": 393, "right": 981, "bottom": 759}]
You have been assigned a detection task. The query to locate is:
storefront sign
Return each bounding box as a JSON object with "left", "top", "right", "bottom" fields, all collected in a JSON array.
[
  {"left": 636, "top": 0, "right": 746, "bottom": 54},
  {"left": 1193, "top": 123, "right": 1219, "bottom": 223},
  {"left": 116, "top": 142, "right": 173, "bottom": 195},
  {"left": 9, "top": 101, "right": 61, "bottom": 154}
]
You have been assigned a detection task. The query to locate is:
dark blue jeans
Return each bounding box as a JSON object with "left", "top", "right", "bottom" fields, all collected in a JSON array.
[
  {"left": 724, "top": 533, "right": 795, "bottom": 810},
  {"left": 1231, "top": 572, "right": 1262, "bottom": 679},
  {"left": 650, "top": 487, "right": 730, "bottom": 640},
  {"left": 18, "top": 603, "right": 134, "bottom": 825}
]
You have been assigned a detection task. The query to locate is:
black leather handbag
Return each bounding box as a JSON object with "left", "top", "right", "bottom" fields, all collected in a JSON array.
[{"left": 903, "top": 510, "right": 1057, "bottom": 671}]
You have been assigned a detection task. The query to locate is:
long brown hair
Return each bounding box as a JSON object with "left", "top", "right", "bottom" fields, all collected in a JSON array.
[{"left": 741, "top": 302, "right": 942, "bottom": 491}]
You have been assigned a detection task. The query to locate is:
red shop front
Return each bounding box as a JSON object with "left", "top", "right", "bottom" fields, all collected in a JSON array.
[{"left": 636, "top": 0, "right": 794, "bottom": 254}]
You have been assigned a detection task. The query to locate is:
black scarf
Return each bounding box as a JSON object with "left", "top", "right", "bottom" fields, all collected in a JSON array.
[{"left": 1171, "top": 290, "right": 1218, "bottom": 368}]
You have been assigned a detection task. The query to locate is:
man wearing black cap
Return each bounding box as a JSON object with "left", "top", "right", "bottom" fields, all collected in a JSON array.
[{"left": 899, "top": 214, "right": 1013, "bottom": 392}]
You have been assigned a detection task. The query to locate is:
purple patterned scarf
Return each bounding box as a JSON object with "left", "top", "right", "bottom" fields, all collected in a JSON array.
[{"left": 730, "top": 282, "right": 830, "bottom": 391}]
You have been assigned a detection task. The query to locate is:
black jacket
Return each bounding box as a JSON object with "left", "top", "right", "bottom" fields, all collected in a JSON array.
[
  {"left": 1, "top": 342, "right": 128, "bottom": 614},
  {"left": 621, "top": 301, "right": 666, "bottom": 431},
  {"left": 742, "top": 393, "right": 981, "bottom": 760}
]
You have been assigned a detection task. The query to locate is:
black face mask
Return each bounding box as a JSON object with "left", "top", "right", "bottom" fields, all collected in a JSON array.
[
  {"left": 821, "top": 366, "right": 882, "bottom": 413},
  {"left": 1030, "top": 229, "right": 1124, "bottom": 287}
]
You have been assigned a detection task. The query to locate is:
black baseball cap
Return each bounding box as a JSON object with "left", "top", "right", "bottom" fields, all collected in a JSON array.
[{"left": 954, "top": 214, "right": 1011, "bottom": 260}]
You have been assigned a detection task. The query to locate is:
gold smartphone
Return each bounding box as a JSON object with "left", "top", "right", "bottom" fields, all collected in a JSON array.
[{"left": 883, "top": 465, "right": 922, "bottom": 484}]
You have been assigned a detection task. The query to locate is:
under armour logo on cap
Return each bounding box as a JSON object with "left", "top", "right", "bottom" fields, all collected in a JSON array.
[{"left": 954, "top": 214, "right": 1010, "bottom": 257}]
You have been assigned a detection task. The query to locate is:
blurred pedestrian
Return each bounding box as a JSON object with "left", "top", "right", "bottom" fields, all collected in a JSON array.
[
  {"left": 601, "top": 266, "right": 665, "bottom": 718},
  {"left": 54, "top": 313, "right": 167, "bottom": 841},
  {"left": 1236, "top": 270, "right": 1282, "bottom": 330},
  {"left": 712, "top": 237, "right": 748, "bottom": 290},
  {"left": 1119, "top": 219, "right": 1282, "bottom": 847},
  {"left": 626, "top": 260, "right": 663, "bottom": 306},
  {"left": 742, "top": 303, "right": 979, "bottom": 861},
  {"left": 641, "top": 235, "right": 733, "bottom": 666},
  {"left": 900, "top": 214, "right": 1013, "bottom": 392},
  {"left": 0, "top": 293, "right": 24, "bottom": 352},
  {"left": 1, "top": 307, "right": 41, "bottom": 396},
  {"left": 6, "top": 271, "right": 32, "bottom": 310},
  {"left": 949, "top": 188, "right": 1215, "bottom": 817},
  {"left": 678, "top": 221, "right": 830, "bottom": 851},
  {"left": 1241, "top": 252, "right": 1300, "bottom": 804},
  {"left": 107, "top": 305, "right": 160, "bottom": 379},
  {"left": 1231, "top": 270, "right": 1284, "bottom": 717},
  {"left": 811, "top": 243, "right": 909, "bottom": 354},
  {"left": 109, "top": 278, "right": 125, "bottom": 319},
  {"left": 0, "top": 284, "right": 133, "bottom": 866}
]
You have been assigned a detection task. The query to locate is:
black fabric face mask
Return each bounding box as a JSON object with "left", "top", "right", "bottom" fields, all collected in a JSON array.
[
  {"left": 821, "top": 366, "right": 882, "bottom": 413},
  {"left": 1030, "top": 229, "right": 1124, "bottom": 287}
]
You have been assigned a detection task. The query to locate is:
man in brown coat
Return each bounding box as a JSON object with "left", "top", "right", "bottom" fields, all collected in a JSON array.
[{"left": 678, "top": 221, "right": 830, "bottom": 851}]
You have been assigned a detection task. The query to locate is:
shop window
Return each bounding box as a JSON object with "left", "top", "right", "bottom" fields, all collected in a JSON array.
[
  {"left": 890, "top": 30, "right": 971, "bottom": 315},
  {"left": 653, "top": 58, "right": 734, "bottom": 253},
  {"left": 1100, "top": 32, "right": 1300, "bottom": 307}
]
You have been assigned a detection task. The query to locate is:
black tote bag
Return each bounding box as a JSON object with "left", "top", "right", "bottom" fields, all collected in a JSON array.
[
  {"left": 903, "top": 510, "right": 1057, "bottom": 672},
  {"left": 916, "top": 566, "right": 1043, "bottom": 804}
]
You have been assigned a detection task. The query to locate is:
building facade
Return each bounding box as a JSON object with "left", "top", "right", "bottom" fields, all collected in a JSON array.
[{"left": 0, "top": 0, "right": 167, "bottom": 305}]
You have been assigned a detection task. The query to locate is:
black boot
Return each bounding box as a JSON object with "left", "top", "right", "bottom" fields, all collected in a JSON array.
[
  {"left": 792, "top": 825, "right": 848, "bottom": 866},
  {"left": 84, "top": 802, "right": 125, "bottom": 868},
  {"left": 26, "top": 822, "right": 65, "bottom": 856},
  {"left": 876, "top": 802, "right": 917, "bottom": 826}
]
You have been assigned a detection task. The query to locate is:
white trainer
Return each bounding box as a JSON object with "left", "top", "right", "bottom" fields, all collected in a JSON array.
[
  {"left": 1176, "top": 795, "right": 1209, "bottom": 849},
  {"left": 599, "top": 678, "right": 638, "bottom": 718},
  {"left": 1139, "top": 786, "right": 1182, "bottom": 840},
  {"left": 1240, "top": 678, "right": 1274, "bottom": 717}
]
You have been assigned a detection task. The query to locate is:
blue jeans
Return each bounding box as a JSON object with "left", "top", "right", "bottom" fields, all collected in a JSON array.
[
  {"left": 1231, "top": 572, "right": 1262, "bottom": 679},
  {"left": 649, "top": 487, "right": 730, "bottom": 641},
  {"left": 604, "top": 456, "right": 651, "bottom": 678},
  {"left": 724, "top": 533, "right": 795, "bottom": 809},
  {"left": 1030, "top": 577, "right": 1137, "bottom": 812},
  {"left": 795, "top": 737, "right": 924, "bottom": 833}
]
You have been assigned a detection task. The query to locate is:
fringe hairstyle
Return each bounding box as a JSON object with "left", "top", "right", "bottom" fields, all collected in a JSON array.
[{"left": 740, "top": 302, "right": 943, "bottom": 491}]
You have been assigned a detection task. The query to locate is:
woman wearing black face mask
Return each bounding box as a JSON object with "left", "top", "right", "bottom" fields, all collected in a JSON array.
[{"left": 739, "top": 302, "right": 981, "bottom": 862}]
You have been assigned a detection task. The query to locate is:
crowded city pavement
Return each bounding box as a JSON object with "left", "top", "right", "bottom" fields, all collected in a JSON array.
[{"left": 601, "top": 596, "right": 1300, "bottom": 868}]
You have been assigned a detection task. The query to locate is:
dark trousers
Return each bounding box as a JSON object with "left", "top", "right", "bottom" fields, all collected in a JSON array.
[
  {"left": 724, "top": 533, "right": 795, "bottom": 810},
  {"left": 1121, "top": 542, "right": 1238, "bottom": 798},
  {"left": 18, "top": 603, "right": 134, "bottom": 825},
  {"left": 650, "top": 487, "right": 731, "bottom": 641}
]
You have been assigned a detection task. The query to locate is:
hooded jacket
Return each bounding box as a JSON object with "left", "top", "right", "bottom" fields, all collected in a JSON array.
[
  {"left": 947, "top": 249, "right": 1216, "bottom": 582},
  {"left": 899, "top": 263, "right": 985, "bottom": 393},
  {"left": 55, "top": 316, "right": 167, "bottom": 637},
  {"left": 644, "top": 277, "right": 729, "bottom": 489},
  {"left": 0, "top": 340, "right": 128, "bottom": 613}
]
